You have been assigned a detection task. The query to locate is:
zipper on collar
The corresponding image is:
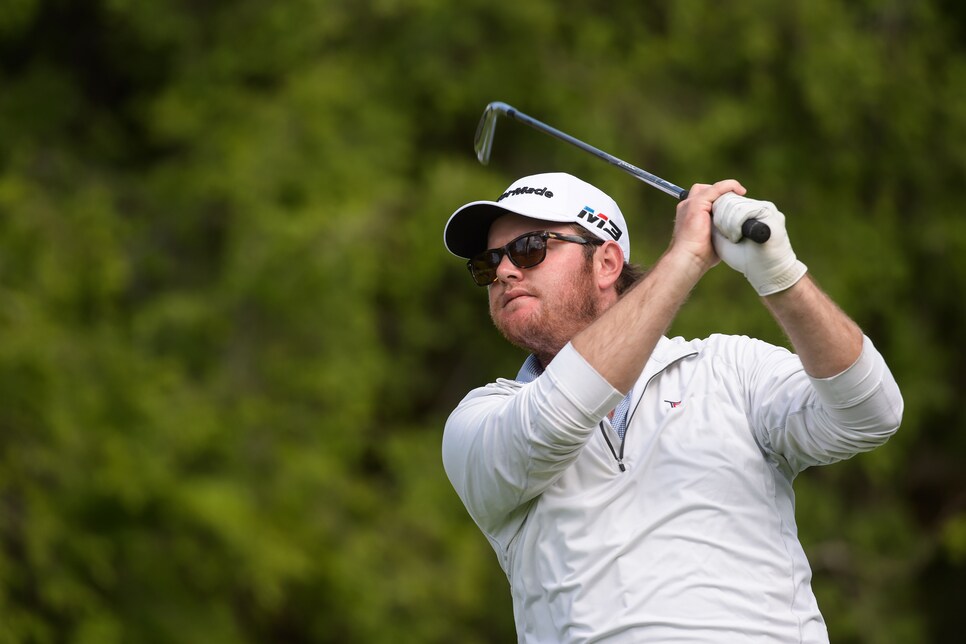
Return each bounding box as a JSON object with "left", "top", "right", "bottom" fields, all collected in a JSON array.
[{"left": 599, "top": 422, "right": 626, "bottom": 472}]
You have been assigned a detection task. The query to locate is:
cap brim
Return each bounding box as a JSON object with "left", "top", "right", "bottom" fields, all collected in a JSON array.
[
  {"left": 443, "top": 201, "right": 508, "bottom": 259},
  {"left": 443, "top": 200, "right": 573, "bottom": 259}
]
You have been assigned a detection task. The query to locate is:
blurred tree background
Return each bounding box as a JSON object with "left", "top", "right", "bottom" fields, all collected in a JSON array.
[{"left": 0, "top": 0, "right": 963, "bottom": 641}]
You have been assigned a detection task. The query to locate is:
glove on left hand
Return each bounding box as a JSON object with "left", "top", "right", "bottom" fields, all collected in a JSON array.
[{"left": 711, "top": 192, "right": 807, "bottom": 296}]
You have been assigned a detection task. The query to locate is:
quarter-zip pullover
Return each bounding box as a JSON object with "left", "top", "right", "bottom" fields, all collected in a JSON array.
[{"left": 442, "top": 334, "right": 902, "bottom": 643}]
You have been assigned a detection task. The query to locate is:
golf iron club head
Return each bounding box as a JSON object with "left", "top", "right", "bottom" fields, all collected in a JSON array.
[{"left": 474, "top": 101, "right": 508, "bottom": 165}]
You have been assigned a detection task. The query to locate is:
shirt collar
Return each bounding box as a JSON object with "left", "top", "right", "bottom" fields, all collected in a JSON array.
[{"left": 515, "top": 353, "right": 543, "bottom": 383}]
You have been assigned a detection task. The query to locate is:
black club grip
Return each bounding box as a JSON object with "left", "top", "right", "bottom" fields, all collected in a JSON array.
[{"left": 741, "top": 218, "right": 771, "bottom": 244}]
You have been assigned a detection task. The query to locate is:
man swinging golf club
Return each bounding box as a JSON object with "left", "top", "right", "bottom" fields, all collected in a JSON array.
[{"left": 441, "top": 172, "right": 903, "bottom": 643}]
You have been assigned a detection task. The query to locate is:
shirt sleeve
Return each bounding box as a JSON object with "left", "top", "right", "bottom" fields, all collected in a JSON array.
[
  {"left": 441, "top": 343, "right": 625, "bottom": 536},
  {"left": 747, "top": 335, "right": 904, "bottom": 475}
]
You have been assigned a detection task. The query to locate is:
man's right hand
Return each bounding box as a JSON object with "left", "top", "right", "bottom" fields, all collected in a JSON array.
[{"left": 669, "top": 180, "right": 747, "bottom": 276}]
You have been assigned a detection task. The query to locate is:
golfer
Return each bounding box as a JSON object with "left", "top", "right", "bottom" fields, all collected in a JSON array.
[{"left": 441, "top": 172, "right": 903, "bottom": 643}]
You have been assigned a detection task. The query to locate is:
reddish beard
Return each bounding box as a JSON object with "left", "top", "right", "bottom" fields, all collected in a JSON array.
[{"left": 489, "top": 264, "right": 601, "bottom": 367}]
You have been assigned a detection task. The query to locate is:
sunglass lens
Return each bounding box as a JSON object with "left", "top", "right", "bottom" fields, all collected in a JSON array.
[
  {"left": 508, "top": 234, "right": 547, "bottom": 268},
  {"left": 468, "top": 250, "right": 501, "bottom": 286}
]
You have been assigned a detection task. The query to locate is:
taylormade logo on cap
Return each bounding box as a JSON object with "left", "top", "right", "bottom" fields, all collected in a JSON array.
[
  {"left": 498, "top": 186, "right": 555, "bottom": 201},
  {"left": 443, "top": 172, "right": 631, "bottom": 261}
]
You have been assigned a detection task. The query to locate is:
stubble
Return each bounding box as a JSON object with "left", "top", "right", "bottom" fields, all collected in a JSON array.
[{"left": 490, "top": 267, "right": 601, "bottom": 367}]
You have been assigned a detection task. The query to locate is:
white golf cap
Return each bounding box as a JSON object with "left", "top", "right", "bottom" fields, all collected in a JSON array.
[{"left": 443, "top": 172, "right": 630, "bottom": 261}]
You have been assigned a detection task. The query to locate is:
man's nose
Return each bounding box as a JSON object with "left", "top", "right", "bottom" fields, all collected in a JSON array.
[{"left": 494, "top": 252, "right": 521, "bottom": 282}]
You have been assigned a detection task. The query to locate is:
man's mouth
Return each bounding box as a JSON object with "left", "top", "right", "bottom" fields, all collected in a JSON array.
[{"left": 501, "top": 289, "right": 533, "bottom": 308}]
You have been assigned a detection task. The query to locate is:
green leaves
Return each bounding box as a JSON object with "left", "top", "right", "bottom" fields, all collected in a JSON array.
[{"left": 0, "top": 0, "right": 963, "bottom": 641}]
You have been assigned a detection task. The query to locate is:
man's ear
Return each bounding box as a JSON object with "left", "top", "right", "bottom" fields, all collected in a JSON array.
[{"left": 596, "top": 241, "right": 624, "bottom": 291}]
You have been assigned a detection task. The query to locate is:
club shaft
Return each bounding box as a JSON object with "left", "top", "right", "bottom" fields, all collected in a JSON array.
[
  {"left": 490, "top": 102, "right": 686, "bottom": 199},
  {"left": 479, "top": 102, "right": 771, "bottom": 243}
]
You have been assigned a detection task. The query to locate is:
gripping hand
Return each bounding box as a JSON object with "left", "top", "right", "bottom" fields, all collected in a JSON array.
[{"left": 711, "top": 192, "right": 807, "bottom": 296}]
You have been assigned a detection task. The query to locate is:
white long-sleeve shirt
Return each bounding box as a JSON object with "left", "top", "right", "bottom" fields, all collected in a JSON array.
[{"left": 442, "top": 334, "right": 903, "bottom": 643}]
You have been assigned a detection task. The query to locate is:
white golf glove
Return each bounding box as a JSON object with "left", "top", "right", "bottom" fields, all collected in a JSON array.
[{"left": 711, "top": 192, "right": 807, "bottom": 296}]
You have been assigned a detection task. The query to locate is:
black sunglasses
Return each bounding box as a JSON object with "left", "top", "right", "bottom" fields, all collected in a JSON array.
[{"left": 466, "top": 231, "right": 603, "bottom": 286}]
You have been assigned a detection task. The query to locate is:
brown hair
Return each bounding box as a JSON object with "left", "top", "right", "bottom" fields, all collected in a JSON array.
[{"left": 569, "top": 225, "right": 646, "bottom": 295}]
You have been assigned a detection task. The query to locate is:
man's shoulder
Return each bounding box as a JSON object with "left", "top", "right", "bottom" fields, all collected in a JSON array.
[{"left": 450, "top": 376, "right": 525, "bottom": 411}]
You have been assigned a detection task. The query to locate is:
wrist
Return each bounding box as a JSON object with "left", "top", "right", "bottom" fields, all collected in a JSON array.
[
  {"left": 659, "top": 246, "right": 713, "bottom": 286},
  {"left": 755, "top": 258, "right": 808, "bottom": 296}
]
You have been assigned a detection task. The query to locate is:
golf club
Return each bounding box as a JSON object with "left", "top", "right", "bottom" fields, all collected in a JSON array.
[{"left": 474, "top": 101, "right": 771, "bottom": 244}]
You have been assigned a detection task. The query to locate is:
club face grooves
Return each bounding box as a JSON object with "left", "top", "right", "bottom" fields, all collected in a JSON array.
[{"left": 474, "top": 104, "right": 500, "bottom": 164}]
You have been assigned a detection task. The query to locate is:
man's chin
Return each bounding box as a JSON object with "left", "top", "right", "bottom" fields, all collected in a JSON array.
[
  {"left": 493, "top": 301, "right": 534, "bottom": 330},
  {"left": 494, "top": 318, "right": 560, "bottom": 358}
]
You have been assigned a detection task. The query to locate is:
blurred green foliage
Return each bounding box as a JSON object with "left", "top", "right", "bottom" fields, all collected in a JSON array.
[{"left": 0, "top": 0, "right": 963, "bottom": 642}]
